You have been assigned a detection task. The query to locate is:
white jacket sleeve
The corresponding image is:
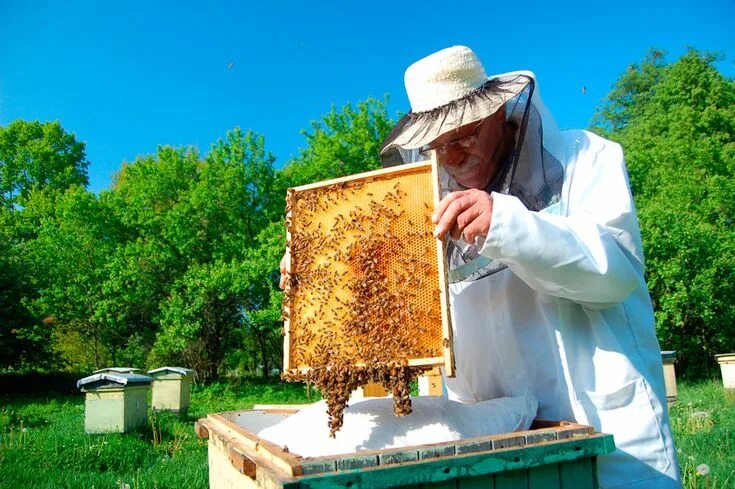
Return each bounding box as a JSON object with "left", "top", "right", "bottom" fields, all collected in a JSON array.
[{"left": 479, "top": 136, "right": 645, "bottom": 307}]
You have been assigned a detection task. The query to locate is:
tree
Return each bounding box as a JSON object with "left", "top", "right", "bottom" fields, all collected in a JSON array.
[
  {"left": 20, "top": 186, "right": 117, "bottom": 371},
  {"left": 593, "top": 49, "right": 735, "bottom": 377},
  {"left": 2, "top": 98, "right": 394, "bottom": 377},
  {"left": 108, "top": 129, "right": 279, "bottom": 379},
  {"left": 276, "top": 97, "right": 395, "bottom": 192},
  {"left": 0, "top": 120, "right": 89, "bottom": 209},
  {"left": 0, "top": 207, "right": 53, "bottom": 368},
  {"left": 0, "top": 119, "right": 90, "bottom": 369}
]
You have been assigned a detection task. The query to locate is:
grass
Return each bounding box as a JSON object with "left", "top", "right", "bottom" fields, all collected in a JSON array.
[
  {"left": 0, "top": 376, "right": 319, "bottom": 489},
  {"left": 669, "top": 381, "right": 735, "bottom": 488},
  {"left": 0, "top": 376, "right": 733, "bottom": 488}
]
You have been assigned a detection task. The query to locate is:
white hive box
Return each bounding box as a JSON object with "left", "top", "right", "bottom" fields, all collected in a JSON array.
[
  {"left": 660, "top": 351, "right": 678, "bottom": 405},
  {"left": 148, "top": 367, "right": 195, "bottom": 413},
  {"left": 77, "top": 373, "right": 152, "bottom": 434},
  {"left": 715, "top": 353, "right": 735, "bottom": 389}
]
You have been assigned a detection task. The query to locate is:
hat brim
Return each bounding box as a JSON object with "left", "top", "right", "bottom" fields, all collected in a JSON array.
[{"left": 380, "top": 74, "right": 532, "bottom": 157}]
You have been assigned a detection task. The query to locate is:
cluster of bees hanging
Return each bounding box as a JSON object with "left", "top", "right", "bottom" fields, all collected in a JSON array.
[{"left": 281, "top": 171, "right": 446, "bottom": 436}]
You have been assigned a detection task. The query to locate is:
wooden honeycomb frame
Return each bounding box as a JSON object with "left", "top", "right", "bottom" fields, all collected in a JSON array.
[{"left": 283, "top": 157, "right": 454, "bottom": 377}]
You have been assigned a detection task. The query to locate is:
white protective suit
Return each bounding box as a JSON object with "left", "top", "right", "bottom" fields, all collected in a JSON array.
[{"left": 383, "top": 70, "right": 682, "bottom": 489}]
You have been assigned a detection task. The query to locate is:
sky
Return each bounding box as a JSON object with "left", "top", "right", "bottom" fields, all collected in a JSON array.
[{"left": 1, "top": 0, "right": 733, "bottom": 194}]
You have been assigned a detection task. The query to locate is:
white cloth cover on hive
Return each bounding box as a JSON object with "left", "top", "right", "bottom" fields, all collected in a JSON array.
[{"left": 257, "top": 391, "right": 537, "bottom": 457}]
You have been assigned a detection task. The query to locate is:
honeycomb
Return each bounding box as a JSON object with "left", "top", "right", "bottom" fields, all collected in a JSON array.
[{"left": 282, "top": 162, "right": 450, "bottom": 373}]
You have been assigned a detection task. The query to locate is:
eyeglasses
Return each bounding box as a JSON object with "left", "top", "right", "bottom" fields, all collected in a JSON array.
[{"left": 420, "top": 122, "right": 483, "bottom": 157}]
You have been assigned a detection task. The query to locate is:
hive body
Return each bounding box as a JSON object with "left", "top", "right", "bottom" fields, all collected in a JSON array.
[
  {"left": 196, "top": 409, "right": 615, "bottom": 489},
  {"left": 82, "top": 385, "right": 149, "bottom": 433},
  {"left": 149, "top": 367, "right": 195, "bottom": 412}
]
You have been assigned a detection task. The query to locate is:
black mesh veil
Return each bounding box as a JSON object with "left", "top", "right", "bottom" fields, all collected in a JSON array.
[{"left": 380, "top": 73, "right": 565, "bottom": 283}]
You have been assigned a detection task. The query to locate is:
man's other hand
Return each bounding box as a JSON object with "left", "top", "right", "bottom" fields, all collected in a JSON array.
[
  {"left": 279, "top": 251, "right": 290, "bottom": 290},
  {"left": 432, "top": 189, "right": 493, "bottom": 244}
]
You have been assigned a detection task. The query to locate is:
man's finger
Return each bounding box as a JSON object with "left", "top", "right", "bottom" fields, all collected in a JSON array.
[
  {"left": 462, "top": 218, "right": 488, "bottom": 245},
  {"left": 455, "top": 204, "right": 483, "bottom": 231},
  {"left": 432, "top": 190, "right": 469, "bottom": 223},
  {"left": 279, "top": 251, "right": 290, "bottom": 290},
  {"left": 279, "top": 273, "right": 287, "bottom": 290},
  {"left": 434, "top": 195, "right": 473, "bottom": 239}
]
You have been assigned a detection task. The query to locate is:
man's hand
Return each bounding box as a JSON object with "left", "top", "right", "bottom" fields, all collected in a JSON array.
[
  {"left": 432, "top": 189, "right": 493, "bottom": 244},
  {"left": 279, "top": 250, "right": 290, "bottom": 289}
]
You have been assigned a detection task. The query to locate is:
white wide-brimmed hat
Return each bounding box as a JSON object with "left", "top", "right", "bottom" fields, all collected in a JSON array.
[
  {"left": 380, "top": 46, "right": 532, "bottom": 157},
  {"left": 404, "top": 46, "right": 489, "bottom": 113}
]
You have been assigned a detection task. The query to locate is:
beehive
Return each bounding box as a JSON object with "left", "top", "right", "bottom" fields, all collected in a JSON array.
[
  {"left": 716, "top": 353, "right": 735, "bottom": 389},
  {"left": 77, "top": 372, "right": 152, "bottom": 434},
  {"left": 148, "top": 367, "right": 195, "bottom": 413},
  {"left": 282, "top": 159, "right": 454, "bottom": 376},
  {"left": 660, "top": 351, "right": 678, "bottom": 406},
  {"left": 195, "top": 408, "right": 615, "bottom": 489}
]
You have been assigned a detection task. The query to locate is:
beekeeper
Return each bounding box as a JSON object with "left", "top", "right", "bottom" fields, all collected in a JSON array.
[{"left": 378, "top": 46, "right": 681, "bottom": 489}]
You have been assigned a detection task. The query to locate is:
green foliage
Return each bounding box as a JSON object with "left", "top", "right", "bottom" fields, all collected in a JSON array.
[
  {"left": 20, "top": 186, "right": 119, "bottom": 371},
  {"left": 0, "top": 120, "right": 88, "bottom": 209},
  {"left": 0, "top": 208, "right": 52, "bottom": 368},
  {"left": 593, "top": 49, "right": 735, "bottom": 377},
  {"left": 144, "top": 100, "right": 393, "bottom": 380},
  {"left": 0, "top": 120, "right": 89, "bottom": 369},
  {"left": 0, "top": 98, "right": 392, "bottom": 378},
  {"left": 277, "top": 96, "right": 394, "bottom": 192}
]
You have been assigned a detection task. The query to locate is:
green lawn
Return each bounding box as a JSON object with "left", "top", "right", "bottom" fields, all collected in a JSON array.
[
  {"left": 670, "top": 381, "right": 735, "bottom": 488},
  {"left": 0, "top": 377, "right": 733, "bottom": 488},
  {"left": 0, "top": 376, "right": 319, "bottom": 489}
]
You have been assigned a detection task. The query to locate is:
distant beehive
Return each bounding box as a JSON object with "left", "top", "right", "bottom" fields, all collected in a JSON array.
[
  {"left": 660, "top": 351, "right": 678, "bottom": 406},
  {"left": 148, "top": 367, "right": 195, "bottom": 413},
  {"left": 77, "top": 372, "right": 152, "bottom": 434},
  {"left": 282, "top": 160, "right": 454, "bottom": 375}
]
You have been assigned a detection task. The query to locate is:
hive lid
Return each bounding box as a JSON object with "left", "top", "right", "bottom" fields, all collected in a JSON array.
[
  {"left": 77, "top": 373, "right": 153, "bottom": 390},
  {"left": 147, "top": 366, "right": 195, "bottom": 377},
  {"left": 93, "top": 367, "right": 142, "bottom": 374},
  {"left": 715, "top": 353, "right": 735, "bottom": 362},
  {"left": 661, "top": 351, "right": 677, "bottom": 360}
]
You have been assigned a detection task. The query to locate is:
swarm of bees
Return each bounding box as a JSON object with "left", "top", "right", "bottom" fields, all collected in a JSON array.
[
  {"left": 282, "top": 361, "right": 430, "bottom": 436},
  {"left": 282, "top": 171, "right": 445, "bottom": 436}
]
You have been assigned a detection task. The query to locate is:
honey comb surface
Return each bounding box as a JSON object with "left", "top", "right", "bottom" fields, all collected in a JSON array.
[{"left": 284, "top": 164, "right": 445, "bottom": 370}]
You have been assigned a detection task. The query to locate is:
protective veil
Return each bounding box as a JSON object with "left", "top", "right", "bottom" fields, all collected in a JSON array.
[{"left": 380, "top": 72, "right": 682, "bottom": 488}]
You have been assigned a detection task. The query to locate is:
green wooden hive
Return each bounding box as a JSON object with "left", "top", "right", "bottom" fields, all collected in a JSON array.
[
  {"left": 195, "top": 407, "right": 616, "bottom": 489},
  {"left": 77, "top": 372, "right": 152, "bottom": 434},
  {"left": 148, "top": 367, "right": 194, "bottom": 413}
]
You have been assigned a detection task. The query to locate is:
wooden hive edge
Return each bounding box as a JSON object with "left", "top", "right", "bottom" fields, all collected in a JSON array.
[
  {"left": 283, "top": 187, "right": 295, "bottom": 372},
  {"left": 282, "top": 420, "right": 604, "bottom": 478},
  {"left": 203, "top": 408, "right": 613, "bottom": 485},
  {"left": 429, "top": 152, "right": 456, "bottom": 378},
  {"left": 289, "top": 161, "right": 433, "bottom": 193},
  {"left": 206, "top": 412, "right": 305, "bottom": 476},
  {"left": 284, "top": 356, "right": 446, "bottom": 377},
  {"left": 281, "top": 431, "right": 615, "bottom": 489}
]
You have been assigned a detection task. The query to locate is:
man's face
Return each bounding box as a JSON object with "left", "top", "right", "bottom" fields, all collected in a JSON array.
[{"left": 427, "top": 108, "right": 509, "bottom": 189}]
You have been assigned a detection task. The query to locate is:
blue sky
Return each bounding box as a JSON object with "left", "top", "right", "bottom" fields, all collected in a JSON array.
[{"left": 1, "top": 0, "right": 733, "bottom": 193}]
